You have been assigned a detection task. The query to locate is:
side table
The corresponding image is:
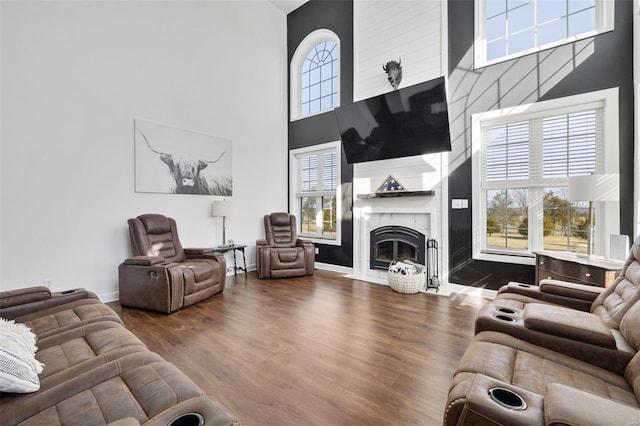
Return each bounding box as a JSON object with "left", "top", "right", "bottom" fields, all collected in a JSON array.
[
  {"left": 213, "top": 244, "right": 247, "bottom": 275},
  {"left": 534, "top": 251, "right": 623, "bottom": 287}
]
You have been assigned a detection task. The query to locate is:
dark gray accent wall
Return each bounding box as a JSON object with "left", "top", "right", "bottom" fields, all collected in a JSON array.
[
  {"left": 447, "top": 0, "right": 634, "bottom": 290},
  {"left": 287, "top": 0, "right": 354, "bottom": 267},
  {"left": 287, "top": 0, "right": 634, "bottom": 284}
]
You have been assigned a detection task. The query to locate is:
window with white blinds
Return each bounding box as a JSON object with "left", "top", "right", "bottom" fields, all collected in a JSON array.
[
  {"left": 472, "top": 89, "right": 619, "bottom": 262},
  {"left": 482, "top": 109, "right": 602, "bottom": 189},
  {"left": 290, "top": 142, "right": 341, "bottom": 244},
  {"left": 476, "top": 101, "right": 611, "bottom": 257}
]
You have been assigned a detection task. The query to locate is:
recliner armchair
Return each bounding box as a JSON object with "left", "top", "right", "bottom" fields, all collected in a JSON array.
[
  {"left": 256, "top": 212, "right": 314, "bottom": 279},
  {"left": 118, "top": 214, "right": 226, "bottom": 313}
]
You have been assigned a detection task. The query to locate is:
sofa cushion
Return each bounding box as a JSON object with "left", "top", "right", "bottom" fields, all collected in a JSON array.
[
  {"left": 0, "top": 318, "right": 44, "bottom": 393},
  {"left": 456, "top": 331, "right": 638, "bottom": 406},
  {"left": 35, "top": 321, "right": 147, "bottom": 385},
  {"left": 14, "top": 299, "right": 122, "bottom": 339}
]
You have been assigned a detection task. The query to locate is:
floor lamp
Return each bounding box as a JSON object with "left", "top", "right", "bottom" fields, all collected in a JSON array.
[
  {"left": 211, "top": 199, "right": 232, "bottom": 247},
  {"left": 567, "top": 174, "right": 619, "bottom": 258}
]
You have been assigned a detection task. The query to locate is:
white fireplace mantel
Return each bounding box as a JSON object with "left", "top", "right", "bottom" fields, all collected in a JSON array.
[{"left": 350, "top": 199, "right": 438, "bottom": 286}]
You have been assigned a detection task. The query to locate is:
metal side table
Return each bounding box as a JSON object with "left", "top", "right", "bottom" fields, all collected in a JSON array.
[{"left": 212, "top": 244, "right": 247, "bottom": 275}]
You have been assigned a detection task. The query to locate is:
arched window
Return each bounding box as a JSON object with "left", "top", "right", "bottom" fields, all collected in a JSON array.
[{"left": 291, "top": 29, "right": 340, "bottom": 120}]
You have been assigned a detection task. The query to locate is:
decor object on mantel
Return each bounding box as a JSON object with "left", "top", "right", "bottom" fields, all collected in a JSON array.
[
  {"left": 382, "top": 59, "right": 402, "bottom": 90},
  {"left": 388, "top": 260, "right": 425, "bottom": 293},
  {"left": 357, "top": 174, "right": 435, "bottom": 199}
]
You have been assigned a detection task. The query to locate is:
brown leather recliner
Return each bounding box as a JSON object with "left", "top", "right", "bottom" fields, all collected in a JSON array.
[
  {"left": 118, "top": 214, "right": 226, "bottom": 313},
  {"left": 256, "top": 212, "right": 314, "bottom": 279},
  {"left": 473, "top": 235, "right": 640, "bottom": 375}
]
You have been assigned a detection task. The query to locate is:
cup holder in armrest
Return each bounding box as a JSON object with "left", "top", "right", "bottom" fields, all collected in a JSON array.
[
  {"left": 497, "top": 307, "right": 517, "bottom": 315},
  {"left": 167, "top": 413, "right": 204, "bottom": 426},
  {"left": 517, "top": 284, "right": 532, "bottom": 288},
  {"left": 60, "top": 289, "right": 77, "bottom": 295},
  {"left": 488, "top": 387, "right": 527, "bottom": 411},
  {"left": 495, "top": 314, "right": 516, "bottom": 322}
]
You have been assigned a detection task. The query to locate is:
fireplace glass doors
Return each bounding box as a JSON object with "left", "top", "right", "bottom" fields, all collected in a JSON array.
[{"left": 370, "top": 226, "right": 425, "bottom": 271}]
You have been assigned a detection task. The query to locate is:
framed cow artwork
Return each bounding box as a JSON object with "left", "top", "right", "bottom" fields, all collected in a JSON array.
[{"left": 134, "top": 118, "right": 232, "bottom": 196}]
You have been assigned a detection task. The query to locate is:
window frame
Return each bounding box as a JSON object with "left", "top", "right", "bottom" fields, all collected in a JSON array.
[
  {"left": 290, "top": 29, "right": 340, "bottom": 121},
  {"left": 471, "top": 88, "right": 620, "bottom": 265},
  {"left": 474, "top": 0, "right": 615, "bottom": 69},
  {"left": 289, "top": 141, "right": 342, "bottom": 246}
]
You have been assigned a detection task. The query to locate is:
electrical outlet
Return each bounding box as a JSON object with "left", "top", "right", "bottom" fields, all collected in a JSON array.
[
  {"left": 315, "top": 247, "right": 319, "bottom": 254},
  {"left": 44, "top": 279, "right": 52, "bottom": 289}
]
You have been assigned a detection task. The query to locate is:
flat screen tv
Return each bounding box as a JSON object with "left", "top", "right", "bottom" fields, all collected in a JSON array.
[{"left": 334, "top": 76, "right": 451, "bottom": 164}]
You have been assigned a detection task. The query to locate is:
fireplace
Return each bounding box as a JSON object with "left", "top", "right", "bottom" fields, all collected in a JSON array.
[{"left": 370, "top": 226, "right": 425, "bottom": 271}]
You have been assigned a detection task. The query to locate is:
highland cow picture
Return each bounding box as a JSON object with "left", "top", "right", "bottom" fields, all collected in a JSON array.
[{"left": 134, "top": 119, "right": 232, "bottom": 196}]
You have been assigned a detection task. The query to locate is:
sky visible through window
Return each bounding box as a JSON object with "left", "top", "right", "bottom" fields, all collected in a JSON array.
[
  {"left": 486, "top": 0, "right": 596, "bottom": 61},
  {"left": 301, "top": 41, "right": 338, "bottom": 116}
]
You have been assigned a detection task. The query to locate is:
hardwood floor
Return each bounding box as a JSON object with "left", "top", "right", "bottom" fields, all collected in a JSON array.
[{"left": 108, "top": 270, "right": 488, "bottom": 426}]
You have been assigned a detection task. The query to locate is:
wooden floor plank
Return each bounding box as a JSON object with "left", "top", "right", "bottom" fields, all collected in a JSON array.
[{"left": 108, "top": 270, "right": 487, "bottom": 425}]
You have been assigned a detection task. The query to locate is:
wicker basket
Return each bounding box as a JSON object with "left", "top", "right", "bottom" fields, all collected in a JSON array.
[{"left": 388, "top": 270, "right": 426, "bottom": 294}]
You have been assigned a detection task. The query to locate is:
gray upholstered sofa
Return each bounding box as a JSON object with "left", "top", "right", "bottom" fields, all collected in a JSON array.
[{"left": 0, "top": 286, "right": 240, "bottom": 426}]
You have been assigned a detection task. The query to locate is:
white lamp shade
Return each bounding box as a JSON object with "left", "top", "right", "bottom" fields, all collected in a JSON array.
[
  {"left": 211, "top": 199, "right": 232, "bottom": 217},
  {"left": 567, "top": 174, "right": 619, "bottom": 202}
]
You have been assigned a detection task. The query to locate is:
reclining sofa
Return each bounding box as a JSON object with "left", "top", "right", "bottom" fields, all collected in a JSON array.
[
  {"left": 444, "top": 236, "right": 640, "bottom": 425},
  {"left": 0, "top": 286, "right": 240, "bottom": 426}
]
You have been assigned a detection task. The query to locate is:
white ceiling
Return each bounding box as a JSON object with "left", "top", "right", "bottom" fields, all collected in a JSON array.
[{"left": 269, "top": 0, "right": 308, "bottom": 14}]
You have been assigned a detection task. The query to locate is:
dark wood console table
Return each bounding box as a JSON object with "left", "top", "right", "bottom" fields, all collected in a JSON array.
[
  {"left": 534, "top": 251, "right": 623, "bottom": 288},
  {"left": 213, "top": 244, "right": 247, "bottom": 275}
]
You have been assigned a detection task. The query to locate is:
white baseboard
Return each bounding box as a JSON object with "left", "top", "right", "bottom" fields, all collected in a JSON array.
[
  {"left": 315, "top": 262, "right": 353, "bottom": 274},
  {"left": 99, "top": 291, "right": 119, "bottom": 303}
]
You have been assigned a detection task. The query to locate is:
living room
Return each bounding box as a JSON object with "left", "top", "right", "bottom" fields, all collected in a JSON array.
[{"left": 1, "top": 0, "right": 639, "bottom": 424}]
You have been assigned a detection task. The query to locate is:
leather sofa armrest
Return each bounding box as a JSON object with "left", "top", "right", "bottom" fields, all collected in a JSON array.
[
  {"left": 0, "top": 286, "right": 98, "bottom": 320},
  {"left": 0, "top": 286, "right": 51, "bottom": 308},
  {"left": 123, "top": 256, "right": 166, "bottom": 266},
  {"left": 184, "top": 247, "right": 213, "bottom": 256},
  {"left": 256, "top": 239, "right": 268, "bottom": 246},
  {"left": 539, "top": 279, "right": 604, "bottom": 301},
  {"left": 523, "top": 303, "right": 616, "bottom": 348},
  {"left": 496, "top": 281, "right": 600, "bottom": 311},
  {"left": 296, "top": 239, "right": 314, "bottom": 248},
  {"left": 545, "top": 383, "right": 640, "bottom": 425},
  {"left": 444, "top": 374, "right": 544, "bottom": 426}
]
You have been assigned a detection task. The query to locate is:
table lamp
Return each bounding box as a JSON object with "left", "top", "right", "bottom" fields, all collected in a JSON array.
[
  {"left": 567, "top": 173, "right": 619, "bottom": 257},
  {"left": 211, "top": 199, "right": 232, "bottom": 247}
]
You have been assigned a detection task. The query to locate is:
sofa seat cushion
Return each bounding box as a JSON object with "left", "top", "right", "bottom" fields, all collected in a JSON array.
[
  {"left": 0, "top": 352, "right": 222, "bottom": 426},
  {"left": 177, "top": 259, "right": 216, "bottom": 283},
  {"left": 35, "top": 322, "right": 147, "bottom": 385},
  {"left": 14, "top": 300, "right": 122, "bottom": 339},
  {"left": 455, "top": 331, "right": 638, "bottom": 407},
  {"left": 271, "top": 248, "right": 303, "bottom": 269}
]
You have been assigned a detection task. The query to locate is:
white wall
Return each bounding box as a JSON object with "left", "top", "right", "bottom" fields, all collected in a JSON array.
[
  {"left": 1, "top": 1, "right": 288, "bottom": 300},
  {"left": 353, "top": 0, "right": 443, "bottom": 101}
]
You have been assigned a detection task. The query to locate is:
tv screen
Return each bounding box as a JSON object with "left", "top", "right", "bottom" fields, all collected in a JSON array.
[{"left": 334, "top": 77, "right": 451, "bottom": 164}]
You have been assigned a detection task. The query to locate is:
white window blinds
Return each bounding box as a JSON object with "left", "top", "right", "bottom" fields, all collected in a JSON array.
[
  {"left": 299, "top": 150, "right": 337, "bottom": 195},
  {"left": 482, "top": 108, "right": 603, "bottom": 188}
]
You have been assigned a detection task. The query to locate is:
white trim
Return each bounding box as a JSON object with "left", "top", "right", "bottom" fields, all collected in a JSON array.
[
  {"left": 289, "top": 141, "right": 342, "bottom": 246},
  {"left": 471, "top": 88, "right": 620, "bottom": 265},
  {"left": 290, "top": 29, "right": 340, "bottom": 121},
  {"left": 315, "top": 262, "right": 352, "bottom": 275},
  {"left": 475, "top": 0, "right": 615, "bottom": 69}
]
